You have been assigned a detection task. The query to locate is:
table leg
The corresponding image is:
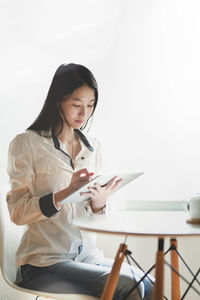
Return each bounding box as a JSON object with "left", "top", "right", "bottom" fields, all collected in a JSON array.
[
  {"left": 101, "top": 243, "right": 127, "bottom": 300},
  {"left": 170, "top": 238, "right": 181, "bottom": 300},
  {"left": 153, "top": 238, "right": 165, "bottom": 300}
]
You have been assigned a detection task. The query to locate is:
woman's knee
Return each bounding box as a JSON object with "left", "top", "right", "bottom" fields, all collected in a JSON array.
[
  {"left": 113, "top": 270, "right": 154, "bottom": 300},
  {"left": 113, "top": 273, "right": 144, "bottom": 300}
]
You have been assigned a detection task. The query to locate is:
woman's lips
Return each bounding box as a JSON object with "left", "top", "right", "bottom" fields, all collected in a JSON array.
[{"left": 75, "top": 120, "right": 84, "bottom": 124}]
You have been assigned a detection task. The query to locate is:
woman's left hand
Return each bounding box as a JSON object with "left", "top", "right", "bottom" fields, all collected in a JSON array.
[{"left": 80, "top": 176, "right": 123, "bottom": 213}]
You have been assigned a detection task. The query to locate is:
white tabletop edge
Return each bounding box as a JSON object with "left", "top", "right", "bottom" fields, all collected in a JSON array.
[{"left": 73, "top": 211, "right": 200, "bottom": 238}]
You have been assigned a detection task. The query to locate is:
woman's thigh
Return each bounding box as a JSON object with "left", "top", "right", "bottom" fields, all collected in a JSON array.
[{"left": 19, "top": 259, "right": 153, "bottom": 300}]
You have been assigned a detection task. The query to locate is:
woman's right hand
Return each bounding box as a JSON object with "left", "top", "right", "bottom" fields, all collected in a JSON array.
[
  {"left": 54, "top": 168, "right": 93, "bottom": 207},
  {"left": 68, "top": 168, "right": 93, "bottom": 194}
]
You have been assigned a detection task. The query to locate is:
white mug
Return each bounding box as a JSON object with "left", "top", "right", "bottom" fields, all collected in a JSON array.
[{"left": 187, "top": 194, "right": 200, "bottom": 219}]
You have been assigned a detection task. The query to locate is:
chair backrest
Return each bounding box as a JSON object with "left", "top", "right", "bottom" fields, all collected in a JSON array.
[{"left": 0, "top": 186, "right": 25, "bottom": 284}]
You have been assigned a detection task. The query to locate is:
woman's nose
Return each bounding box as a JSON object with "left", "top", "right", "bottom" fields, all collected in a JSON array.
[{"left": 79, "top": 107, "right": 87, "bottom": 117}]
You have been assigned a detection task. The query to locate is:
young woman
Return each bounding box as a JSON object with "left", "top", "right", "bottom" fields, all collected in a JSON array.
[{"left": 7, "top": 63, "right": 153, "bottom": 299}]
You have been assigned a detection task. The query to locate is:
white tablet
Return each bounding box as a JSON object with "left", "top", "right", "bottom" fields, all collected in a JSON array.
[{"left": 60, "top": 172, "right": 144, "bottom": 204}]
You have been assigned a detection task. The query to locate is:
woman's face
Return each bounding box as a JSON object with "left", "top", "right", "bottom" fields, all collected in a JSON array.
[{"left": 59, "top": 85, "right": 96, "bottom": 129}]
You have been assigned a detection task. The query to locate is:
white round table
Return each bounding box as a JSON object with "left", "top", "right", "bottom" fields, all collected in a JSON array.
[{"left": 73, "top": 211, "right": 200, "bottom": 300}]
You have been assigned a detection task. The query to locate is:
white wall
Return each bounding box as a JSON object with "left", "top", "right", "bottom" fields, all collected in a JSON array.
[
  {"left": 1, "top": 0, "right": 200, "bottom": 203},
  {"left": 1, "top": 1, "right": 200, "bottom": 298}
]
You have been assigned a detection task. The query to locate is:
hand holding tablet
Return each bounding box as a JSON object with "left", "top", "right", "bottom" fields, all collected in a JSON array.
[{"left": 60, "top": 172, "right": 144, "bottom": 204}]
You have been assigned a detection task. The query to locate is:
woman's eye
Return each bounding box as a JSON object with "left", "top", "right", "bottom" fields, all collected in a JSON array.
[{"left": 72, "top": 104, "right": 94, "bottom": 108}]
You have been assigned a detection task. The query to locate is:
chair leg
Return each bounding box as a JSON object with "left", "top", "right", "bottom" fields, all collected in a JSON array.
[
  {"left": 101, "top": 243, "right": 127, "bottom": 300},
  {"left": 153, "top": 238, "right": 165, "bottom": 300},
  {"left": 170, "top": 238, "right": 181, "bottom": 300}
]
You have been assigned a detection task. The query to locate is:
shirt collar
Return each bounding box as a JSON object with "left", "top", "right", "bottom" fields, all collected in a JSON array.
[
  {"left": 74, "top": 129, "right": 94, "bottom": 152},
  {"left": 52, "top": 129, "right": 94, "bottom": 152}
]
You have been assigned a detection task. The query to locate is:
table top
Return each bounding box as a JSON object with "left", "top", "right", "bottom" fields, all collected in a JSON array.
[{"left": 73, "top": 211, "right": 200, "bottom": 238}]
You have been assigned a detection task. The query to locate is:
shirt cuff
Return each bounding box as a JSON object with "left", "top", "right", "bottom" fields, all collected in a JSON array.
[
  {"left": 52, "top": 193, "right": 62, "bottom": 210},
  {"left": 84, "top": 200, "right": 106, "bottom": 215},
  {"left": 39, "top": 193, "right": 60, "bottom": 217}
]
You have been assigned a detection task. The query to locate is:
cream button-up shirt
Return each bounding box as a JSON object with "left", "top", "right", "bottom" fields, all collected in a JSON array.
[{"left": 7, "top": 129, "right": 103, "bottom": 267}]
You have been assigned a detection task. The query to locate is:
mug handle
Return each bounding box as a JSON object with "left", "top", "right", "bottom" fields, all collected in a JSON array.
[{"left": 182, "top": 200, "right": 190, "bottom": 211}]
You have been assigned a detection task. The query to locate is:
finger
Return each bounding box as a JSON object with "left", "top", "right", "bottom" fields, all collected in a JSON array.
[
  {"left": 87, "top": 186, "right": 97, "bottom": 196},
  {"left": 75, "top": 168, "right": 90, "bottom": 178},
  {"left": 80, "top": 191, "right": 92, "bottom": 197},
  {"left": 105, "top": 177, "right": 123, "bottom": 192},
  {"left": 106, "top": 176, "right": 118, "bottom": 188},
  {"left": 78, "top": 170, "right": 95, "bottom": 182},
  {"left": 78, "top": 172, "right": 92, "bottom": 182},
  {"left": 93, "top": 183, "right": 101, "bottom": 192},
  {"left": 107, "top": 179, "right": 123, "bottom": 194},
  {"left": 78, "top": 175, "right": 91, "bottom": 182},
  {"left": 112, "top": 178, "right": 123, "bottom": 190}
]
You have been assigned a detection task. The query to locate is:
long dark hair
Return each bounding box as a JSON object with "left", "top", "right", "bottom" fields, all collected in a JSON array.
[{"left": 27, "top": 63, "right": 98, "bottom": 135}]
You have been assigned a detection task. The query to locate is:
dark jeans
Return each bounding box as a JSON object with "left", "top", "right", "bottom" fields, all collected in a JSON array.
[{"left": 16, "top": 258, "right": 154, "bottom": 300}]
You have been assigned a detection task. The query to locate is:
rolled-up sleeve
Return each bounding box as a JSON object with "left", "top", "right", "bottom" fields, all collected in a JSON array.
[{"left": 7, "top": 135, "right": 59, "bottom": 225}]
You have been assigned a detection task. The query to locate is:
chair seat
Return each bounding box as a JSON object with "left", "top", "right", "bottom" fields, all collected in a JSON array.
[{"left": 11, "top": 281, "right": 99, "bottom": 299}]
